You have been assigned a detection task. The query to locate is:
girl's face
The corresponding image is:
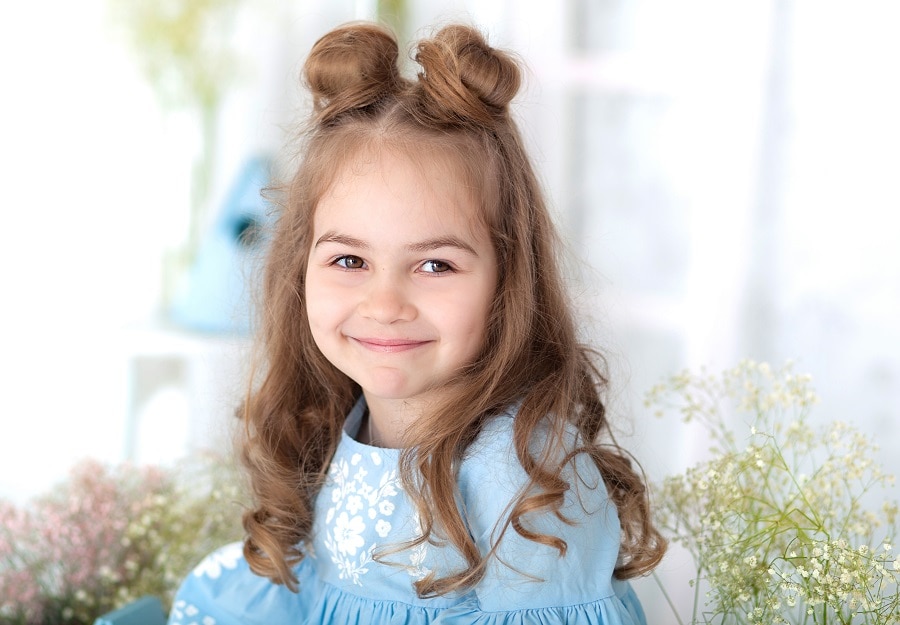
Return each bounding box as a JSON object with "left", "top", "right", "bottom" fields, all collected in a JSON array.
[{"left": 305, "top": 149, "right": 497, "bottom": 421}]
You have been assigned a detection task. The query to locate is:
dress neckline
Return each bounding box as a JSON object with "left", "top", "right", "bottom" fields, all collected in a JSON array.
[{"left": 341, "top": 396, "right": 404, "bottom": 456}]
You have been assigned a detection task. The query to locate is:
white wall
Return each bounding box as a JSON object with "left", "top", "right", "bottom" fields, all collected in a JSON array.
[{"left": 1, "top": 1, "right": 175, "bottom": 500}]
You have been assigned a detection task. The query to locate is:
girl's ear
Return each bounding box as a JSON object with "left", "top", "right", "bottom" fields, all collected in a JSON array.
[
  {"left": 414, "top": 25, "right": 521, "bottom": 127},
  {"left": 304, "top": 22, "right": 403, "bottom": 124}
]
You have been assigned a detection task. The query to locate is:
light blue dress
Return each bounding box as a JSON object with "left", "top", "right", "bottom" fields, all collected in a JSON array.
[{"left": 168, "top": 399, "right": 646, "bottom": 624}]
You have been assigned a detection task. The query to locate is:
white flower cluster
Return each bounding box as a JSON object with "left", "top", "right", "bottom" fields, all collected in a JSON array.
[{"left": 651, "top": 361, "right": 900, "bottom": 625}]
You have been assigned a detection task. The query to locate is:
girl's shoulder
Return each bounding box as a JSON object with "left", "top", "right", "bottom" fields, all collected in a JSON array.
[
  {"left": 460, "top": 406, "right": 604, "bottom": 491},
  {"left": 458, "top": 405, "right": 613, "bottom": 526},
  {"left": 455, "top": 406, "right": 627, "bottom": 613}
]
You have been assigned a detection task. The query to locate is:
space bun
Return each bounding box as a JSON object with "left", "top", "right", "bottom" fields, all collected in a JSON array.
[
  {"left": 303, "top": 22, "right": 403, "bottom": 124},
  {"left": 414, "top": 24, "right": 521, "bottom": 126}
]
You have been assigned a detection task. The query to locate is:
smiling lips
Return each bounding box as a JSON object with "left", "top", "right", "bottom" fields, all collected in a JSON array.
[{"left": 351, "top": 337, "right": 432, "bottom": 353}]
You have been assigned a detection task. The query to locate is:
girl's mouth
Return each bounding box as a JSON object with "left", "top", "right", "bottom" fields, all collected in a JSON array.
[{"left": 351, "top": 337, "right": 431, "bottom": 353}]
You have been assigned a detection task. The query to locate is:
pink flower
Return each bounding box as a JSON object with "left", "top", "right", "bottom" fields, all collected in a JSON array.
[{"left": 0, "top": 454, "right": 243, "bottom": 623}]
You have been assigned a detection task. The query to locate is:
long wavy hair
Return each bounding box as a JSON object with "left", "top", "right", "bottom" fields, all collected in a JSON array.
[{"left": 240, "top": 21, "right": 666, "bottom": 597}]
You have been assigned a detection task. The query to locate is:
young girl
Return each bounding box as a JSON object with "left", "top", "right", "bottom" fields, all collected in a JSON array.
[{"left": 168, "top": 21, "right": 666, "bottom": 624}]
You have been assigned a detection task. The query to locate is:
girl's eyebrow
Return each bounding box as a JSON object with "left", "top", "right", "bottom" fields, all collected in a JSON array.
[
  {"left": 315, "top": 231, "right": 478, "bottom": 255},
  {"left": 407, "top": 236, "right": 477, "bottom": 255},
  {"left": 314, "top": 231, "right": 368, "bottom": 249}
]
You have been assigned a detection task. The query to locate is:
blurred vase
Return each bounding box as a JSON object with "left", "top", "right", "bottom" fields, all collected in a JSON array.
[{"left": 169, "top": 155, "right": 274, "bottom": 335}]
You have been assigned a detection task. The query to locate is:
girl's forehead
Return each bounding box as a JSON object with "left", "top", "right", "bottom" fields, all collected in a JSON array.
[
  {"left": 311, "top": 146, "right": 492, "bottom": 246},
  {"left": 326, "top": 144, "right": 482, "bottom": 212}
]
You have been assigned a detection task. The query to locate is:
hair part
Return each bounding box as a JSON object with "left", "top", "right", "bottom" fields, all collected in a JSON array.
[{"left": 240, "top": 20, "right": 666, "bottom": 595}]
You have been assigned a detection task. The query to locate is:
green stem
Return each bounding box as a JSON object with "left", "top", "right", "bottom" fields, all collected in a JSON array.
[
  {"left": 188, "top": 101, "right": 218, "bottom": 268},
  {"left": 692, "top": 567, "right": 703, "bottom": 624},
  {"left": 377, "top": 0, "right": 407, "bottom": 44},
  {"left": 651, "top": 570, "right": 686, "bottom": 625}
]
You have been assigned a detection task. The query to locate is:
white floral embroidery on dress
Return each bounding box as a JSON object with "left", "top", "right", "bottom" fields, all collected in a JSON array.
[
  {"left": 406, "top": 513, "right": 431, "bottom": 581},
  {"left": 346, "top": 494, "right": 364, "bottom": 515},
  {"left": 322, "top": 452, "right": 400, "bottom": 585},
  {"left": 375, "top": 519, "right": 392, "bottom": 537},
  {"left": 169, "top": 599, "right": 216, "bottom": 625},
  {"left": 334, "top": 511, "right": 366, "bottom": 555},
  {"left": 192, "top": 542, "right": 242, "bottom": 580}
]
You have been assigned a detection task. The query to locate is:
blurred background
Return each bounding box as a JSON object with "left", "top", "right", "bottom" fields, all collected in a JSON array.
[{"left": 1, "top": 0, "right": 897, "bottom": 619}]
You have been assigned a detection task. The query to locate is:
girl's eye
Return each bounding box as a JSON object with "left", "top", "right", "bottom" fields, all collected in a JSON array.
[
  {"left": 335, "top": 255, "right": 366, "bottom": 270},
  {"left": 421, "top": 260, "right": 452, "bottom": 274}
]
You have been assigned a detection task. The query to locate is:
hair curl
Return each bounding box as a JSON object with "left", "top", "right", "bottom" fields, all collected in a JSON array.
[{"left": 240, "top": 21, "right": 666, "bottom": 596}]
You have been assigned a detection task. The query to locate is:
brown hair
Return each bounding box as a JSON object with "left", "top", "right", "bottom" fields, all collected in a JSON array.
[{"left": 240, "top": 21, "right": 666, "bottom": 596}]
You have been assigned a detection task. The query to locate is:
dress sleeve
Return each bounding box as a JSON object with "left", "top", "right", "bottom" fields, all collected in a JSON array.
[
  {"left": 166, "top": 542, "right": 319, "bottom": 625},
  {"left": 439, "top": 416, "right": 646, "bottom": 624}
]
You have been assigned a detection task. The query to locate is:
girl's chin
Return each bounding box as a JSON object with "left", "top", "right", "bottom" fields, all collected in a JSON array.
[{"left": 355, "top": 370, "right": 418, "bottom": 399}]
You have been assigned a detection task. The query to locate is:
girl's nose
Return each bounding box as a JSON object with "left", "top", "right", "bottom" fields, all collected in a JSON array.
[{"left": 358, "top": 274, "right": 417, "bottom": 324}]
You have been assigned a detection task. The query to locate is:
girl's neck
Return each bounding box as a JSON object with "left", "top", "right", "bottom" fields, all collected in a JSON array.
[{"left": 360, "top": 394, "right": 424, "bottom": 449}]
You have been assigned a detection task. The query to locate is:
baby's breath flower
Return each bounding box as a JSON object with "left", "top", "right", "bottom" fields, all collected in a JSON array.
[{"left": 651, "top": 362, "right": 900, "bottom": 625}]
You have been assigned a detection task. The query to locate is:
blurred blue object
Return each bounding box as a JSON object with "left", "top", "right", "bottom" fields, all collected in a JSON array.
[
  {"left": 93, "top": 596, "right": 166, "bottom": 625},
  {"left": 170, "top": 155, "right": 275, "bottom": 335}
]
